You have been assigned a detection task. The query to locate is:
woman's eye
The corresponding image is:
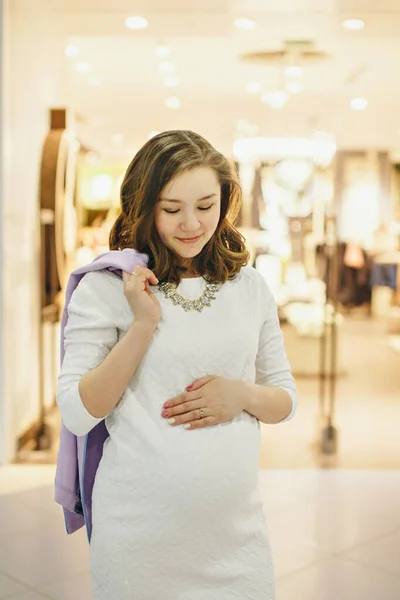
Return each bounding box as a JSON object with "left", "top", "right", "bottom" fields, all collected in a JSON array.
[{"left": 164, "top": 205, "right": 213, "bottom": 215}]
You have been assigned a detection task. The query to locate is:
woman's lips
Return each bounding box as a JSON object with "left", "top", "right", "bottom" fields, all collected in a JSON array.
[{"left": 177, "top": 235, "right": 202, "bottom": 244}]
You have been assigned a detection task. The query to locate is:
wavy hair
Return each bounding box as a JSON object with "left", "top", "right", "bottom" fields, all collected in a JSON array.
[{"left": 109, "top": 130, "right": 249, "bottom": 285}]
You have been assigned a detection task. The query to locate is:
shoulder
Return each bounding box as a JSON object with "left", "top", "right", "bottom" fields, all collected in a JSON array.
[
  {"left": 229, "top": 266, "right": 277, "bottom": 322},
  {"left": 69, "top": 269, "right": 124, "bottom": 311},
  {"left": 236, "top": 266, "right": 274, "bottom": 300}
]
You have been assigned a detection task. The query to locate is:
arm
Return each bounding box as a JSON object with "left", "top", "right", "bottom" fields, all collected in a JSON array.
[
  {"left": 57, "top": 272, "right": 156, "bottom": 436},
  {"left": 244, "top": 283, "right": 298, "bottom": 425},
  {"left": 243, "top": 383, "right": 293, "bottom": 424}
]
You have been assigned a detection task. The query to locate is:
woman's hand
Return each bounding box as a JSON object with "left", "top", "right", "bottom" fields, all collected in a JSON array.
[
  {"left": 122, "top": 266, "right": 162, "bottom": 326},
  {"left": 161, "top": 376, "right": 249, "bottom": 430}
]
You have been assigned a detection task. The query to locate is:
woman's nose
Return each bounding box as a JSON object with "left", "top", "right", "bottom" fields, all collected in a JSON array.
[{"left": 180, "top": 211, "right": 200, "bottom": 231}]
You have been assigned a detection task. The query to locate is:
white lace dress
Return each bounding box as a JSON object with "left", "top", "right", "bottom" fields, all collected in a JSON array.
[{"left": 57, "top": 266, "right": 297, "bottom": 600}]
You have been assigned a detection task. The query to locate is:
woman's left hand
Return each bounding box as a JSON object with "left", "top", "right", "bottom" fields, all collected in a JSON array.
[{"left": 161, "top": 376, "right": 248, "bottom": 430}]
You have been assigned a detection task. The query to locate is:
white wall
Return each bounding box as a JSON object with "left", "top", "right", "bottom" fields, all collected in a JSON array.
[{"left": 0, "top": 0, "right": 67, "bottom": 464}]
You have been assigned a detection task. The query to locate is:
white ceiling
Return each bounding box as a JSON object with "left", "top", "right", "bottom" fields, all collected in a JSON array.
[{"left": 35, "top": 0, "right": 400, "bottom": 157}]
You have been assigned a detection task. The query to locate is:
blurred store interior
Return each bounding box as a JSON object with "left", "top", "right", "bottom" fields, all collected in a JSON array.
[{"left": 1, "top": 1, "right": 400, "bottom": 599}]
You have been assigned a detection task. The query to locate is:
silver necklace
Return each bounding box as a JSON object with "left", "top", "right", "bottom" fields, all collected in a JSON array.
[{"left": 158, "top": 279, "right": 220, "bottom": 312}]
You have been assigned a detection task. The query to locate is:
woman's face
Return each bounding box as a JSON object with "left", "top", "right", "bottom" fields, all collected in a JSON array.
[{"left": 155, "top": 167, "right": 221, "bottom": 265}]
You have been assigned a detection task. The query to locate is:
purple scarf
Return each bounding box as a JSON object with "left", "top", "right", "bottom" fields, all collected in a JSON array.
[{"left": 54, "top": 249, "right": 148, "bottom": 540}]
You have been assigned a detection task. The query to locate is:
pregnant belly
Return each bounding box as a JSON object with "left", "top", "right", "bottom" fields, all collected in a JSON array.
[{"left": 98, "top": 410, "right": 261, "bottom": 519}]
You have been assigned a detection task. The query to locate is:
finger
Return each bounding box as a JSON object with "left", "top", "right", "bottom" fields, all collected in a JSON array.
[
  {"left": 186, "top": 375, "right": 218, "bottom": 392},
  {"left": 168, "top": 408, "right": 209, "bottom": 426},
  {"left": 164, "top": 399, "right": 204, "bottom": 418},
  {"left": 131, "top": 267, "right": 159, "bottom": 285},
  {"left": 122, "top": 271, "right": 131, "bottom": 284},
  {"left": 184, "top": 416, "right": 215, "bottom": 430},
  {"left": 163, "top": 390, "right": 203, "bottom": 410}
]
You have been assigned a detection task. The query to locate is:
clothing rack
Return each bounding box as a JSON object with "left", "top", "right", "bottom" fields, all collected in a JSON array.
[{"left": 319, "top": 216, "right": 339, "bottom": 454}]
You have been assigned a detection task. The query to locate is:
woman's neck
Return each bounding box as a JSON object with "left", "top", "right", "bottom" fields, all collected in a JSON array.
[{"left": 177, "top": 263, "right": 201, "bottom": 279}]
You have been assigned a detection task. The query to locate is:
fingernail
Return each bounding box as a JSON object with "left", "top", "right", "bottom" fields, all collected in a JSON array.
[
  {"left": 168, "top": 418, "right": 176, "bottom": 425},
  {"left": 186, "top": 385, "right": 193, "bottom": 391},
  {"left": 184, "top": 424, "right": 191, "bottom": 429},
  {"left": 163, "top": 403, "right": 170, "bottom": 408},
  {"left": 161, "top": 410, "right": 168, "bottom": 418}
]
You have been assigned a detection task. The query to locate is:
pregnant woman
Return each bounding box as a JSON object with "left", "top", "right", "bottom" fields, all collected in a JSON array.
[{"left": 57, "top": 130, "right": 297, "bottom": 600}]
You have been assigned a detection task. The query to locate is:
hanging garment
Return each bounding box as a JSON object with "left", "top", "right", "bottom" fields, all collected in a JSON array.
[{"left": 54, "top": 248, "right": 148, "bottom": 540}]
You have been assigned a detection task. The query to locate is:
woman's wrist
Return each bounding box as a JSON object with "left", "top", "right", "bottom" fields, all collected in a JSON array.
[
  {"left": 131, "top": 319, "right": 158, "bottom": 337},
  {"left": 241, "top": 381, "right": 258, "bottom": 414},
  {"left": 242, "top": 382, "right": 293, "bottom": 424}
]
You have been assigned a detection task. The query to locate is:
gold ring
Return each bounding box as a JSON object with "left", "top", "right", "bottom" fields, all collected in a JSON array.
[
  {"left": 131, "top": 272, "right": 138, "bottom": 277},
  {"left": 199, "top": 408, "right": 205, "bottom": 419}
]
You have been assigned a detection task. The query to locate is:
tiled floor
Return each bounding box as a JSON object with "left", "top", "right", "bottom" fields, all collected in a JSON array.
[{"left": 0, "top": 465, "right": 399, "bottom": 599}]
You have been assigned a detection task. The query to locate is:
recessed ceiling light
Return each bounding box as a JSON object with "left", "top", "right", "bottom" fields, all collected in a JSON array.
[
  {"left": 158, "top": 61, "right": 175, "bottom": 74},
  {"left": 342, "top": 18, "right": 364, "bottom": 30},
  {"left": 64, "top": 44, "right": 80, "bottom": 57},
  {"left": 155, "top": 44, "right": 171, "bottom": 57},
  {"left": 148, "top": 130, "right": 161, "bottom": 139},
  {"left": 285, "top": 66, "right": 303, "bottom": 78},
  {"left": 163, "top": 75, "right": 180, "bottom": 87},
  {"left": 125, "top": 16, "right": 148, "bottom": 30},
  {"left": 245, "top": 81, "right": 261, "bottom": 94},
  {"left": 76, "top": 62, "right": 91, "bottom": 73},
  {"left": 234, "top": 17, "right": 255, "bottom": 30},
  {"left": 350, "top": 97, "right": 368, "bottom": 110},
  {"left": 165, "top": 96, "right": 181, "bottom": 110}
]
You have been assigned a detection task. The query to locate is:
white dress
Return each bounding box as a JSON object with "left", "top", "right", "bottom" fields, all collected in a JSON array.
[{"left": 57, "top": 266, "right": 297, "bottom": 600}]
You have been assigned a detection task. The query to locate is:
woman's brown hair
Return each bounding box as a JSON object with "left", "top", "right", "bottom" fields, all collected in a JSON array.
[{"left": 109, "top": 130, "right": 249, "bottom": 285}]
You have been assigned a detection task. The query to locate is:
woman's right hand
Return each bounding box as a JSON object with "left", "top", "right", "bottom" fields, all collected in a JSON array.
[{"left": 122, "top": 267, "right": 162, "bottom": 326}]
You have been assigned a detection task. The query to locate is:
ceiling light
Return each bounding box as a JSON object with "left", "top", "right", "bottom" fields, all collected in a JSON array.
[
  {"left": 154, "top": 44, "right": 171, "bottom": 57},
  {"left": 234, "top": 17, "right": 255, "bottom": 30},
  {"left": 350, "top": 97, "right": 368, "bottom": 110},
  {"left": 158, "top": 61, "right": 175, "bottom": 74},
  {"left": 245, "top": 81, "right": 261, "bottom": 94},
  {"left": 148, "top": 130, "right": 161, "bottom": 139},
  {"left": 64, "top": 44, "right": 80, "bottom": 57},
  {"left": 165, "top": 96, "right": 181, "bottom": 110},
  {"left": 76, "top": 62, "right": 91, "bottom": 73},
  {"left": 285, "top": 66, "right": 303, "bottom": 78},
  {"left": 342, "top": 18, "right": 364, "bottom": 30},
  {"left": 163, "top": 75, "right": 180, "bottom": 87},
  {"left": 233, "top": 137, "right": 337, "bottom": 167},
  {"left": 125, "top": 16, "right": 148, "bottom": 30},
  {"left": 261, "top": 91, "right": 288, "bottom": 109},
  {"left": 287, "top": 81, "right": 302, "bottom": 94}
]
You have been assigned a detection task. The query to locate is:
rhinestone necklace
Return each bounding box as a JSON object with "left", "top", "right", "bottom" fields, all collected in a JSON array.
[{"left": 158, "top": 279, "right": 220, "bottom": 312}]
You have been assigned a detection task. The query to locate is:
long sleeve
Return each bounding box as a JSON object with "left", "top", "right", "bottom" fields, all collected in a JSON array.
[
  {"left": 255, "top": 281, "right": 298, "bottom": 423},
  {"left": 56, "top": 271, "right": 119, "bottom": 436}
]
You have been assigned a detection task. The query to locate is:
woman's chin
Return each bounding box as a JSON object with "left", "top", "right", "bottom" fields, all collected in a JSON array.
[{"left": 172, "top": 241, "right": 205, "bottom": 259}]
